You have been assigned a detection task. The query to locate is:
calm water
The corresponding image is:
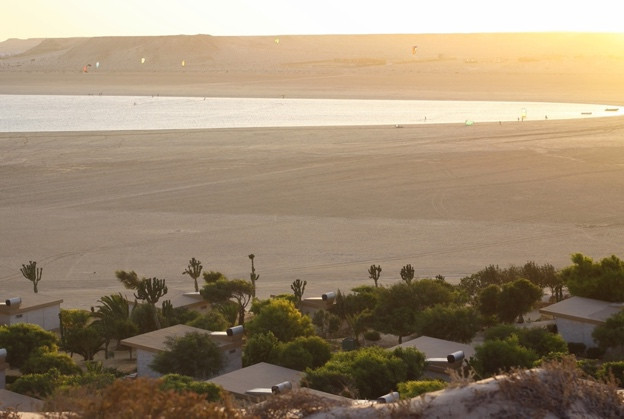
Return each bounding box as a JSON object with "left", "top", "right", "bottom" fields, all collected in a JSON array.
[{"left": 1, "top": 95, "right": 622, "bottom": 132}]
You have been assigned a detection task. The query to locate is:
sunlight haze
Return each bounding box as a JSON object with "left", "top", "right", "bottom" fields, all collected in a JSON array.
[{"left": 3, "top": 0, "right": 623, "bottom": 41}]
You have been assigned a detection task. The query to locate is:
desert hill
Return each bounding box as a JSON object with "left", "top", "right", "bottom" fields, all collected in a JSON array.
[
  {"left": 2, "top": 33, "right": 624, "bottom": 72},
  {"left": 1, "top": 33, "right": 624, "bottom": 102}
]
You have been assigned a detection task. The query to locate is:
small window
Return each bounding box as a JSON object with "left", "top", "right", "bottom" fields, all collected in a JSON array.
[
  {"left": 16, "top": 314, "right": 23, "bottom": 319},
  {"left": 229, "top": 349, "right": 236, "bottom": 354}
]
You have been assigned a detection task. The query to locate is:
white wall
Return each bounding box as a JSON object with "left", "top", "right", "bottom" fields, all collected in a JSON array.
[
  {"left": 556, "top": 318, "right": 598, "bottom": 348},
  {"left": 0, "top": 306, "right": 61, "bottom": 331},
  {"left": 136, "top": 350, "right": 160, "bottom": 378}
]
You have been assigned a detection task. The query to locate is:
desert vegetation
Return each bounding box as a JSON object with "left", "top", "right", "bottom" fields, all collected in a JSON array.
[{"left": 2, "top": 252, "right": 624, "bottom": 416}]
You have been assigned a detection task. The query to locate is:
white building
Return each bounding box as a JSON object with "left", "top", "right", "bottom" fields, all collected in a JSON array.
[
  {"left": 120, "top": 324, "right": 243, "bottom": 378},
  {"left": 539, "top": 296, "right": 624, "bottom": 348},
  {"left": 0, "top": 295, "right": 63, "bottom": 331}
]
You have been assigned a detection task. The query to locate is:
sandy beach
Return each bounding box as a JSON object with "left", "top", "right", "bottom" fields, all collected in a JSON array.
[{"left": 1, "top": 33, "right": 624, "bottom": 309}]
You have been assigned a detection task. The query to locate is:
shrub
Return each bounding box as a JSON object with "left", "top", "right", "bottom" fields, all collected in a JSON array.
[
  {"left": 596, "top": 361, "right": 624, "bottom": 386},
  {"left": 150, "top": 332, "right": 224, "bottom": 379},
  {"left": 278, "top": 336, "right": 331, "bottom": 371},
  {"left": 246, "top": 298, "right": 314, "bottom": 342},
  {"left": 44, "top": 377, "right": 240, "bottom": 418},
  {"left": 470, "top": 335, "right": 539, "bottom": 378},
  {"left": 416, "top": 304, "right": 481, "bottom": 343},
  {"left": 187, "top": 311, "right": 229, "bottom": 331},
  {"left": 363, "top": 330, "right": 380, "bottom": 341},
  {"left": 484, "top": 325, "right": 568, "bottom": 358},
  {"left": 242, "top": 331, "right": 280, "bottom": 367},
  {"left": 21, "top": 350, "right": 81, "bottom": 375},
  {"left": 397, "top": 380, "right": 447, "bottom": 398},
  {"left": 10, "top": 368, "right": 61, "bottom": 398},
  {"left": 0, "top": 323, "right": 58, "bottom": 369},
  {"left": 303, "top": 346, "right": 425, "bottom": 399},
  {"left": 160, "top": 374, "right": 223, "bottom": 402}
]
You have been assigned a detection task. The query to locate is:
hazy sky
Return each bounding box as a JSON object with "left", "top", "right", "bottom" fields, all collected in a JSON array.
[{"left": 3, "top": 0, "right": 622, "bottom": 41}]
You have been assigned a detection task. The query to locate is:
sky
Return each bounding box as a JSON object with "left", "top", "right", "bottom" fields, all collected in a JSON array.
[{"left": 2, "top": 0, "right": 623, "bottom": 42}]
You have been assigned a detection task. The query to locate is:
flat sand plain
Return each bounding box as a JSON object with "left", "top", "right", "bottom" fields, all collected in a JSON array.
[{"left": 1, "top": 34, "right": 624, "bottom": 309}]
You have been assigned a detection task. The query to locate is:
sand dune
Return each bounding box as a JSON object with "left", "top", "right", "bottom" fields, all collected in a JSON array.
[
  {"left": 1, "top": 34, "right": 624, "bottom": 309},
  {"left": 1, "top": 33, "right": 624, "bottom": 103}
]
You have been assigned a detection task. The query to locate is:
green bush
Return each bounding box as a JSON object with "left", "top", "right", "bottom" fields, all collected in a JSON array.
[
  {"left": 246, "top": 299, "right": 314, "bottom": 342},
  {"left": 363, "top": 330, "right": 380, "bottom": 341},
  {"left": 416, "top": 304, "right": 481, "bottom": 343},
  {"left": 150, "top": 332, "right": 224, "bottom": 379},
  {"left": 160, "top": 374, "right": 223, "bottom": 402},
  {"left": 21, "top": 350, "right": 81, "bottom": 375},
  {"left": 0, "top": 323, "right": 58, "bottom": 369},
  {"left": 9, "top": 368, "right": 61, "bottom": 399},
  {"left": 397, "top": 380, "right": 447, "bottom": 398},
  {"left": 470, "top": 335, "right": 539, "bottom": 378},
  {"left": 243, "top": 331, "right": 280, "bottom": 367},
  {"left": 186, "top": 310, "right": 229, "bottom": 331},
  {"left": 278, "top": 336, "right": 332, "bottom": 371},
  {"left": 484, "top": 325, "right": 568, "bottom": 358},
  {"left": 303, "top": 346, "right": 425, "bottom": 399},
  {"left": 597, "top": 361, "right": 624, "bottom": 386}
]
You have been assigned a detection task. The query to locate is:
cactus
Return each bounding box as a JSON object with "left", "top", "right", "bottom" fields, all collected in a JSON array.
[
  {"left": 249, "top": 254, "right": 259, "bottom": 298},
  {"left": 20, "top": 260, "right": 42, "bottom": 293},
  {"left": 368, "top": 264, "right": 382, "bottom": 287},
  {"left": 400, "top": 264, "right": 415, "bottom": 285},
  {"left": 291, "top": 279, "right": 307, "bottom": 307},
  {"left": 183, "top": 257, "right": 203, "bottom": 292}
]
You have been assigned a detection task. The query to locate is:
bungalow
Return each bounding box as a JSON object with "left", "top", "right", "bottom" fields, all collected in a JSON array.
[
  {"left": 166, "top": 290, "right": 211, "bottom": 314},
  {"left": 299, "top": 291, "right": 336, "bottom": 317},
  {"left": 120, "top": 324, "right": 243, "bottom": 378},
  {"left": 0, "top": 295, "right": 63, "bottom": 331},
  {"left": 392, "top": 336, "right": 475, "bottom": 380},
  {"left": 539, "top": 296, "right": 624, "bottom": 348},
  {"left": 207, "top": 362, "right": 304, "bottom": 403}
]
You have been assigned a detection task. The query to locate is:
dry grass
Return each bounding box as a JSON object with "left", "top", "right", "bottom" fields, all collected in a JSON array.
[{"left": 496, "top": 356, "right": 624, "bottom": 418}]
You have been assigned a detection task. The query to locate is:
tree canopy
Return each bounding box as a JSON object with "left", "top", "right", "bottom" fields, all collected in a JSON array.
[
  {"left": 150, "top": 332, "right": 224, "bottom": 379},
  {"left": 245, "top": 298, "right": 314, "bottom": 342},
  {"left": 561, "top": 253, "right": 624, "bottom": 302}
]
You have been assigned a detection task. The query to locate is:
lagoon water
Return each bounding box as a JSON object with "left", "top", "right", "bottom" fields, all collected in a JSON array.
[{"left": 1, "top": 94, "right": 622, "bottom": 132}]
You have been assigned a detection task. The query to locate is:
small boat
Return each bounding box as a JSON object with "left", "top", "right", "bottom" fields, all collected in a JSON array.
[{"left": 605, "top": 108, "right": 619, "bottom": 112}]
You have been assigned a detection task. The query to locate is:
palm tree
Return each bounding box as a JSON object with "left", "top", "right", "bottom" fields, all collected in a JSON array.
[{"left": 92, "top": 293, "right": 137, "bottom": 358}]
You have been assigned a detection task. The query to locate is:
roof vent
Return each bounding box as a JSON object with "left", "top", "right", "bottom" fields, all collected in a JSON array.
[
  {"left": 226, "top": 325, "right": 244, "bottom": 336},
  {"left": 5, "top": 297, "right": 21, "bottom": 307},
  {"left": 271, "top": 381, "right": 292, "bottom": 394},
  {"left": 322, "top": 292, "right": 336, "bottom": 302}
]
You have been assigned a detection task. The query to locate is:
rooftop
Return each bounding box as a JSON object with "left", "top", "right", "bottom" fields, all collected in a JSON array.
[
  {"left": 0, "top": 294, "right": 63, "bottom": 315},
  {"left": 539, "top": 296, "right": 624, "bottom": 325}
]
